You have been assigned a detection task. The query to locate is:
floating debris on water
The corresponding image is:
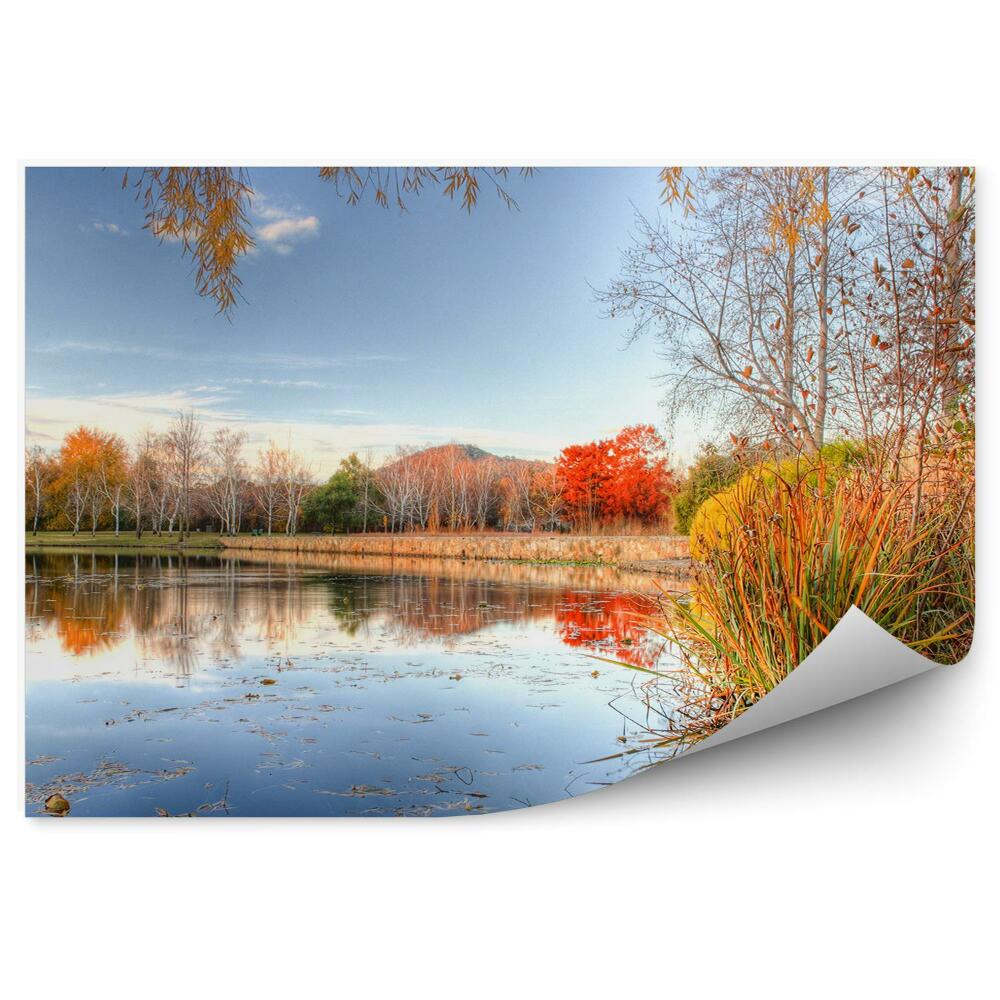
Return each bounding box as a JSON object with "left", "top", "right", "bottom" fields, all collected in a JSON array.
[
  {"left": 24, "top": 550, "right": 683, "bottom": 817},
  {"left": 44, "top": 792, "right": 70, "bottom": 816}
]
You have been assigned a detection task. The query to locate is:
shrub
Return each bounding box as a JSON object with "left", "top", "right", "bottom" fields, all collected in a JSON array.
[
  {"left": 672, "top": 445, "right": 740, "bottom": 535},
  {"left": 688, "top": 441, "right": 866, "bottom": 561}
]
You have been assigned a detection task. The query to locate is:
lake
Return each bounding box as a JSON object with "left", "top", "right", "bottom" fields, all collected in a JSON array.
[{"left": 25, "top": 548, "right": 688, "bottom": 817}]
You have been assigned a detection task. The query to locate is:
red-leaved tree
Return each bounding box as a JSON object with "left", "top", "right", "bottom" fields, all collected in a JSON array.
[{"left": 556, "top": 424, "right": 674, "bottom": 530}]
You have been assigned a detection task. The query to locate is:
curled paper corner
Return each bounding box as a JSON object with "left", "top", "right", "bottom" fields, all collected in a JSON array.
[{"left": 689, "top": 605, "right": 940, "bottom": 755}]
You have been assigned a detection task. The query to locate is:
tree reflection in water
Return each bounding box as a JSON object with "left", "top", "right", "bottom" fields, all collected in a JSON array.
[{"left": 26, "top": 549, "right": 687, "bottom": 679}]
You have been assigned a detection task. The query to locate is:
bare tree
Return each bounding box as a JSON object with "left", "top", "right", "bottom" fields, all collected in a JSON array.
[
  {"left": 253, "top": 441, "right": 285, "bottom": 535},
  {"left": 60, "top": 468, "right": 89, "bottom": 536},
  {"left": 276, "top": 441, "right": 312, "bottom": 536},
  {"left": 97, "top": 434, "right": 128, "bottom": 536},
  {"left": 206, "top": 427, "right": 249, "bottom": 535},
  {"left": 166, "top": 411, "right": 204, "bottom": 541},
  {"left": 25, "top": 446, "right": 54, "bottom": 535},
  {"left": 602, "top": 166, "right": 974, "bottom": 474},
  {"left": 600, "top": 167, "right": 866, "bottom": 453},
  {"left": 125, "top": 431, "right": 158, "bottom": 539}
]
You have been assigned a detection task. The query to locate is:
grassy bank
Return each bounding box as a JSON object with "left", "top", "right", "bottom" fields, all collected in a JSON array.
[
  {"left": 24, "top": 529, "right": 691, "bottom": 569},
  {"left": 25, "top": 531, "right": 224, "bottom": 551},
  {"left": 221, "top": 531, "right": 690, "bottom": 567}
]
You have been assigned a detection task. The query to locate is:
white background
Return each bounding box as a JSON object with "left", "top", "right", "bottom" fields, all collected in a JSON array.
[{"left": 2, "top": 3, "right": 996, "bottom": 996}]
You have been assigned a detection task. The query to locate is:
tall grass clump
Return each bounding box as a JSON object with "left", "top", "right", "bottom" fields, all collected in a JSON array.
[{"left": 661, "top": 464, "right": 974, "bottom": 739}]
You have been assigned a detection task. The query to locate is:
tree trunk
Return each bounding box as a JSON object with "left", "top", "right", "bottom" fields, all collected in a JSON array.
[
  {"left": 941, "top": 167, "right": 967, "bottom": 412},
  {"left": 783, "top": 242, "right": 796, "bottom": 437},
  {"left": 813, "top": 168, "right": 830, "bottom": 449}
]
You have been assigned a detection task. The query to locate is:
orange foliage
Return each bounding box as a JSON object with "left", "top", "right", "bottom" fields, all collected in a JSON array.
[
  {"left": 555, "top": 591, "right": 664, "bottom": 670},
  {"left": 52, "top": 426, "right": 127, "bottom": 531},
  {"left": 556, "top": 425, "right": 675, "bottom": 528},
  {"left": 58, "top": 426, "right": 110, "bottom": 475}
]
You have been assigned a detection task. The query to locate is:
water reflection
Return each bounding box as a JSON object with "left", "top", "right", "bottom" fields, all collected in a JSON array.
[
  {"left": 26, "top": 549, "right": 682, "bottom": 678},
  {"left": 25, "top": 548, "right": 687, "bottom": 816}
]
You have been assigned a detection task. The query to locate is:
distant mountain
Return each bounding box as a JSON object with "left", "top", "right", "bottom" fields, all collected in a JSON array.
[
  {"left": 437, "top": 443, "right": 493, "bottom": 462},
  {"left": 389, "top": 443, "right": 544, "bottom": 467}
]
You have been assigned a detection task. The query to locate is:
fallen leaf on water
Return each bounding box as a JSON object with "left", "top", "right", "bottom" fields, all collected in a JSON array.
[{"left": 44, "top": 793, "right": 70, "bottom": 817}]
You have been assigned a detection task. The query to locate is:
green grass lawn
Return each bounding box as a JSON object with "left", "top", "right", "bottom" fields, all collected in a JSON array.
[{"left": 25, "top": 531, "right": 225, "bottom": 550}]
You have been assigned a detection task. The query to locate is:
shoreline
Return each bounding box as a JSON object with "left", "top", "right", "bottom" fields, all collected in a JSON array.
[
  {"left": 25, "top": 531, "right": 692, "bottom": 574},
  {"left": 221, "top": 531, "right": 690, "bottom": 568}
]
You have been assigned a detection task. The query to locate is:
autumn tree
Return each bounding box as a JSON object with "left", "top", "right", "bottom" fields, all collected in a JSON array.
[
  {"left": 555, "top": 438, "right": 609, "bottom": 531},
  {"left": 602, "top": 424, "right": 676, "bottom": 521},
  {"left": 54, "top": 427, "right": 111, "bottom": 535},
  {"left": 840, "top": 167, "right": 975, "bottom": 517},
  {"left": 557, "top": 425, "right": 674, "bottom": 530}
]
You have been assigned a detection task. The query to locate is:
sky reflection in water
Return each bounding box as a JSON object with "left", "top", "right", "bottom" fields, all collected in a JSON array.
[{"left": 25, "top": 549, "right": 686, "bottom": 817}]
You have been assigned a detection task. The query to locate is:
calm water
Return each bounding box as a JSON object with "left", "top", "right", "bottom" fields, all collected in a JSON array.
[{"left": 25, "top": 549, "right": 686, "bottom": 817}]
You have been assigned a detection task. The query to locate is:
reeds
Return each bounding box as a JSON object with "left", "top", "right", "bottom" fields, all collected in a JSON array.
[{"left": 650, "top": 464, "right": 974, "bottom": 742}]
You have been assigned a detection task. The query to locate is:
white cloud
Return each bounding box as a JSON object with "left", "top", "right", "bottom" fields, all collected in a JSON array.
[
  {"left": 138, "top": 191, "right": 318, "bottom": 254},
  {"left": 82, "top": 221, "right": 128, "bottom": 236},
  {"left": 250, "top": 192, "right": 293, "bottom": 222},
  {"left": 225, "top": 377, "right": 326, "bottom": 389},
  {"left": 248, "top": 190, "right": 321, "bottom": 255},
  {"left": 256, "top": 215, "right": 320, "bottom": 254}
]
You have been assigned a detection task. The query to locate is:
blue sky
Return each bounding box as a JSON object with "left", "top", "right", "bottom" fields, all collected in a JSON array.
[{"left": 26, "top": 167, "right": 690, "bottom": 476}]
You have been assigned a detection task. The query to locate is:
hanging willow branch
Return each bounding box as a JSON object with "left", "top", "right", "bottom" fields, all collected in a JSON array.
[
  {"left": 318, "top": 166, "right": 534, "bottom": 213},
  {"left": 125, "top": 167, "right": 256, "bottom": 316},
  {"left": 126, "top": 166, "right": 536, "bottom": 315}
]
